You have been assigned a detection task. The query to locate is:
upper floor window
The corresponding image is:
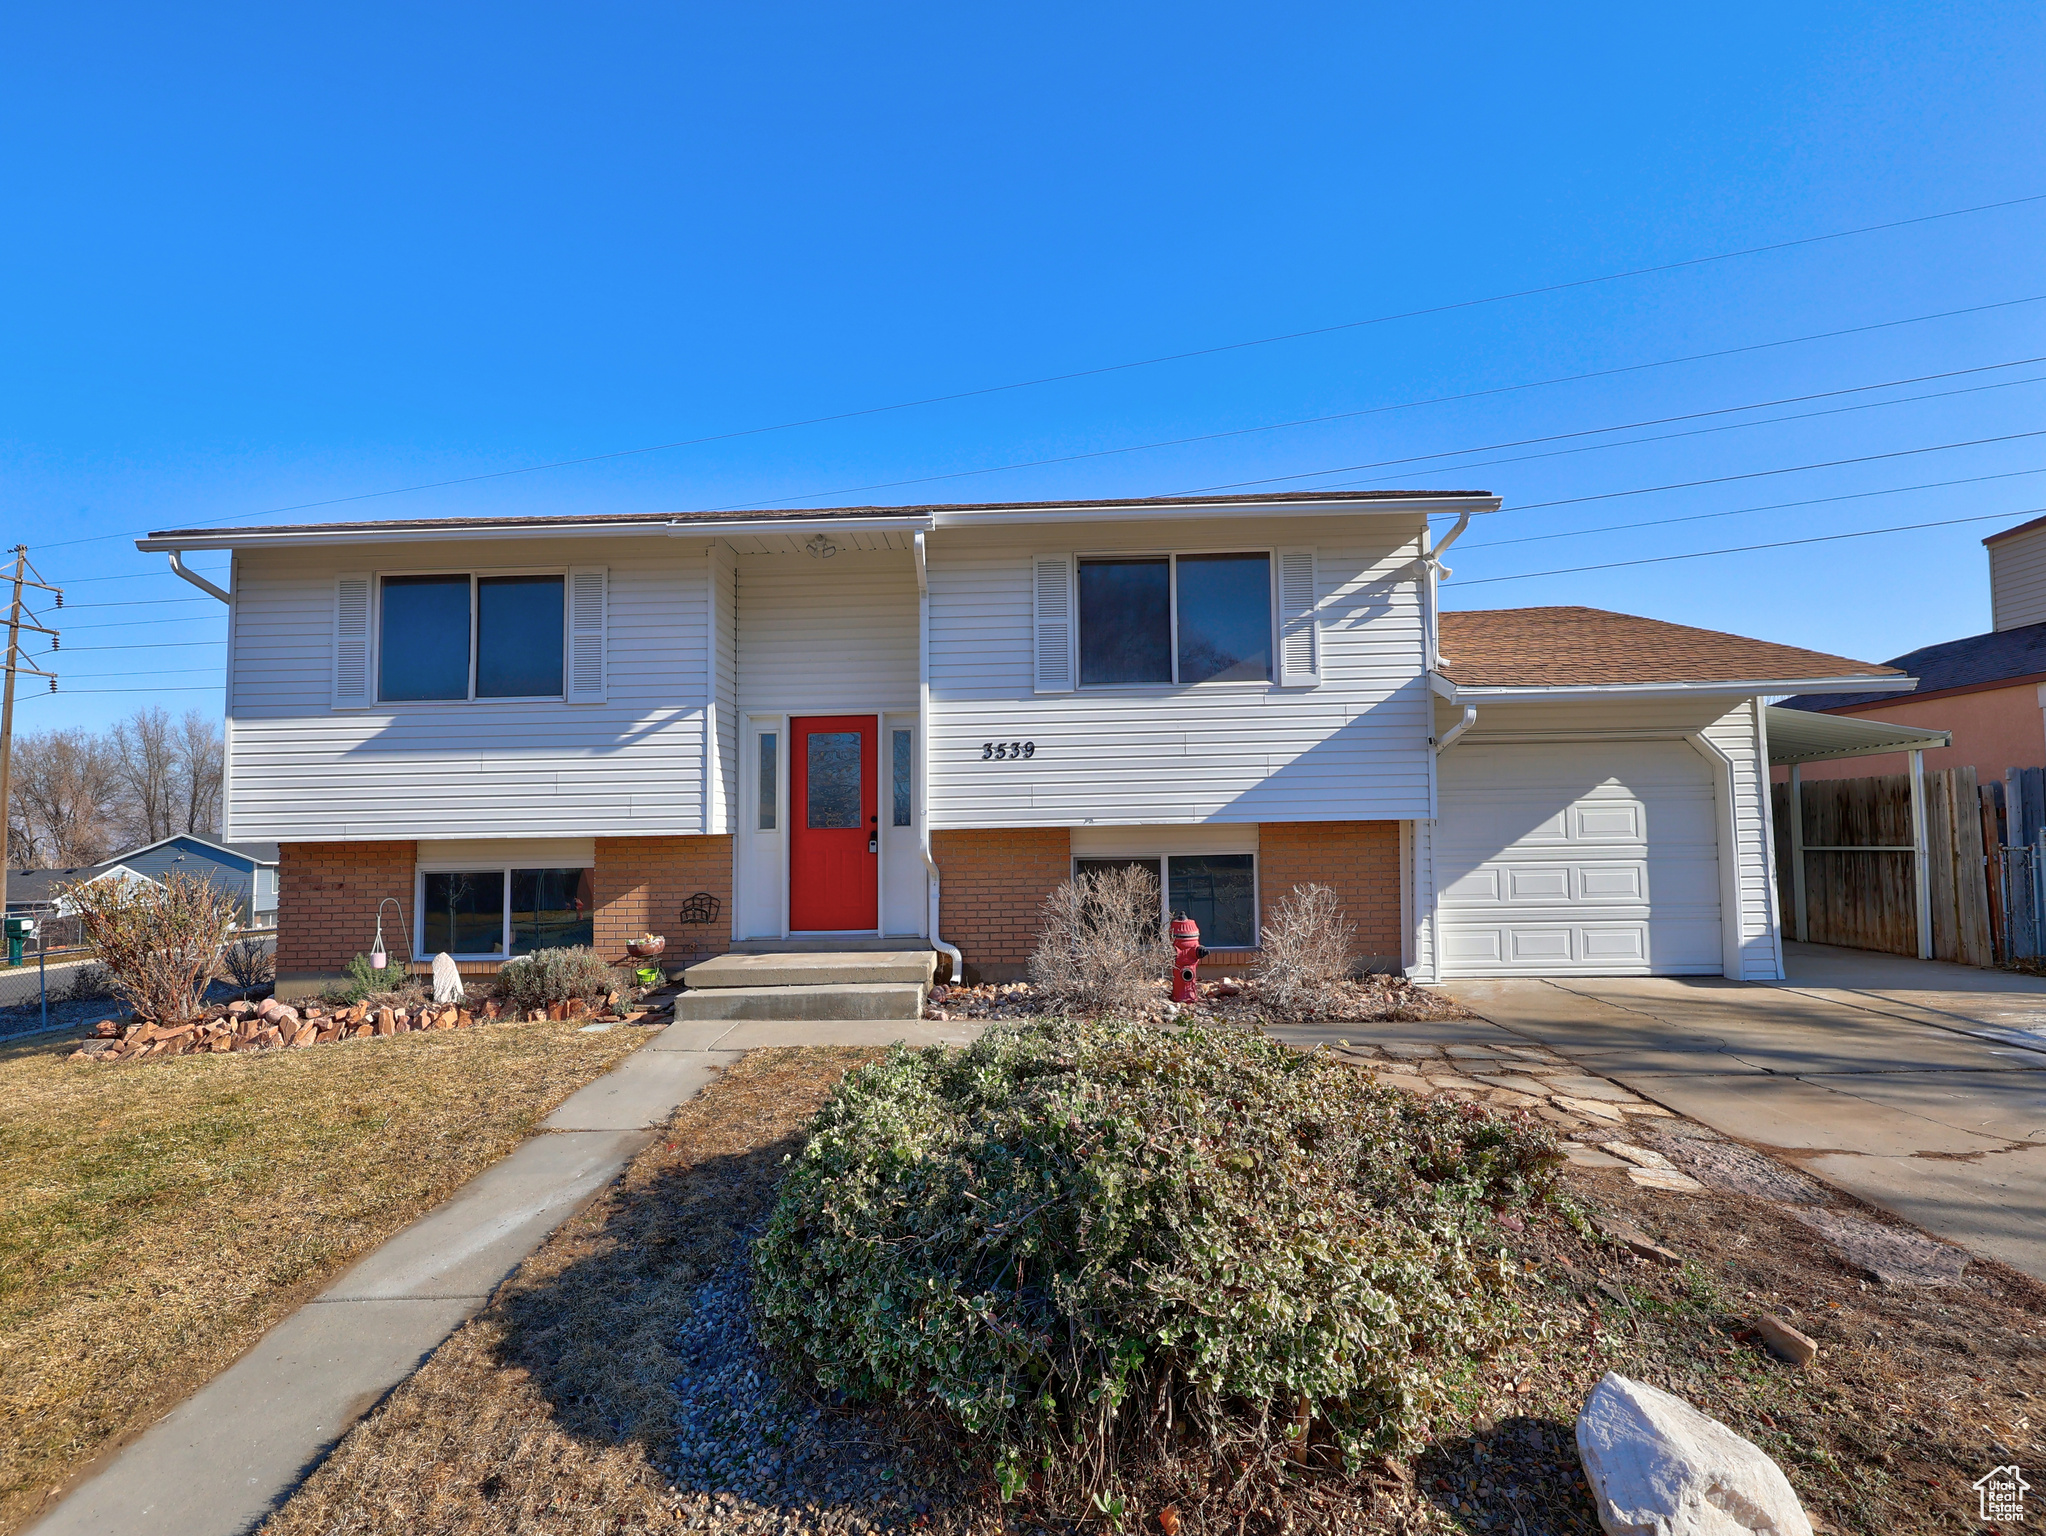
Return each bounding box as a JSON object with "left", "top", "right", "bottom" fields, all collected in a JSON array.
[
  {"left": 1077, "top": 552, "right": 1271, "bottom": 687},
  {"left": 379, "top": 573, "right": 565, "bottom": 702}
]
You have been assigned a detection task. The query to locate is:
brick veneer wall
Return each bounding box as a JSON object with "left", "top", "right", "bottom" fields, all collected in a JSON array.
[
  {"left": 1256, "top": 820, "right": 1402, "bottom": 968},
  {"left": 931, "top": 827, "right": 1072, "bottom": 983},
  {"left": 276, "top": 841, "right": 418, "bottom": 982},
  {"left": 592, "top": 835, "right": 733, "bottom": 967}
]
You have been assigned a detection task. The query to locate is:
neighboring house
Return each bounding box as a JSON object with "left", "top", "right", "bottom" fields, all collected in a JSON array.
[
  {"left": 134, "top": 493, "right": 1908, "bottom": 991},
  {"left": 4, "top": 837, "right": 279, "bottom": 923},
  {"left": 1778, "top": 512, "right": 2046, "bottom": 784},
  {"left": 101, "top": 834, "right": 280, "bottom": 925}
]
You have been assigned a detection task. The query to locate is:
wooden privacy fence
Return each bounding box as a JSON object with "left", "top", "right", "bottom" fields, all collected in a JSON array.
[{"left": 1770, "top": 767, "right": 1994, "bottom": 966}]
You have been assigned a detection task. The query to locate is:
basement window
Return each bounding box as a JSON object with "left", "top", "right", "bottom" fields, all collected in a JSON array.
[
  {"left": 418, "top": 865, "right": 594, "bottom": 957},
  {"left": 1076, "top": 552, "right": 1271, "bottom": 687},
  {"left": 1071, "top": 852, "right": 1259, "bottom": 949}
]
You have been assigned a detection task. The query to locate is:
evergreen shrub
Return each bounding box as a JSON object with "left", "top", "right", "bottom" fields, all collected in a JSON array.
[{"left": 753, "top": 1017, "right": 1565, "bottom": 1496}]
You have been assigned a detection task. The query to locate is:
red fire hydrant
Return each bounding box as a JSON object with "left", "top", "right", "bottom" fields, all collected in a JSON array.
[{"left": 1170, "top": 912, "right": 1208, "bottom": 1004}]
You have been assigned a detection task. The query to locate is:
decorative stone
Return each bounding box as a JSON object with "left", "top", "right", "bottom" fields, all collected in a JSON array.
[
  {"left": 1753, "top": 1313, "right": 1818, "bottom": 1366},
  {"left": 431, "top": 952, "right": 465, "bottom": 1004},
  {"left": 1554, "top": 1095, "right": 1627, "bottom": 1123},
  {"left": 1596, "top": 1215, "right": 1684, "bottom": 1267},
  {"left": 374, "top": 1009, "right": 396, "bottom": 1037},
  {"left": 1628, "top": 1167, "right": 1706, "bottom": 1192},
  {"left": 1577, "top": 1373, "right": 1813, "bottom": 1536}
]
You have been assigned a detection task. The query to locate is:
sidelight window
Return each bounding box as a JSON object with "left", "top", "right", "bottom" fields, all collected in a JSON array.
[{"left": 1076, "top": 552, "right": 1270, "bottom": 687}]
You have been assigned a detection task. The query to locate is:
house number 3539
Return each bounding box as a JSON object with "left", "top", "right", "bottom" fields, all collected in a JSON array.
[{"left": 981, "top": 741, "right": 1036, "bottom": 760}]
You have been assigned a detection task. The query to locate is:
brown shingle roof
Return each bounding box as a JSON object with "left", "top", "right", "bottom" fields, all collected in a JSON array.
[{"left": 1437, "top": 607, "right": 1902, "bottom": 688}]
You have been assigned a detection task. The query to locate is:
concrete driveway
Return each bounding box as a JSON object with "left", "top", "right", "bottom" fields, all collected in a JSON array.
[{"left": 1445, "top": 941, "right": 2046, "bottom": 1283}]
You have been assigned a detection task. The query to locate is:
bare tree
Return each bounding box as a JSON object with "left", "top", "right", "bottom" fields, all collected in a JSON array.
[
  {"left": 7, "top": 728, "right": 123, "bottom": 868},
  {"left": 111, "top": 706, "right": 178, "bottom": 845},
  {"left": 173, "top": 710, "right": 223, "bottom": 836}
]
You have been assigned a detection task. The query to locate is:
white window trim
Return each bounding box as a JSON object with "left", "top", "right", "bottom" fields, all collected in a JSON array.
[
  {"left": 375, "top": 567, "right": 571, "bottom": 706},
  {"left": 1070, "top": 850, "right": 1262, "bottom": 951},
  {"left": 1071, "top": 546, "right": 1280, "bottom": 691},
  {"left": 412, "top": 860, "right": 595, "bottom": 961}
]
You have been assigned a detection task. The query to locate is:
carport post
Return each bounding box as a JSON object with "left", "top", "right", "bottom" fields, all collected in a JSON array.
[
  {"left": 1909, "top": 748, "right": 1933, "bottom": 960},
  {"left": 1788, "top": 763, "right": 1809, "bottom": 943}
]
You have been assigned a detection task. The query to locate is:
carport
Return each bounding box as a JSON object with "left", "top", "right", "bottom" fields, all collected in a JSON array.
[{"left": 1765, "top": 705, "right": 1952, "bottom": 959}]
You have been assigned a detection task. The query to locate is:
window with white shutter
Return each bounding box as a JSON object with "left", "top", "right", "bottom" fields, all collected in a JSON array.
[
  {"left": 1032, "top": 554, "right": 1075, "bottom": 693},
  {"left": 1276, "top": 547, "right": 1321, "bottom": 687},
  {"left": 566, "top": 566, "right": 607, "bottom": 702},
  {"left": 333, "top": 574, "right": 373, "bottom": 708}
]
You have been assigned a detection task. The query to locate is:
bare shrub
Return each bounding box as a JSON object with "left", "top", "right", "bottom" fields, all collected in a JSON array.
[
  {"left": 1028, "top": 862, "right": 1170, "bottom": 1016},
  {"left": 1255, "top": 882, "right": 1356, "bottom": 1017},
  {"left": 60, "top": 871, "right": 238, "bottom": 1023},
  {"left": 61, "top": 960, "right": 116, "bottom": 1002},
  {"left": 220, "top": 933, "right": 276, "bottom": 996}
]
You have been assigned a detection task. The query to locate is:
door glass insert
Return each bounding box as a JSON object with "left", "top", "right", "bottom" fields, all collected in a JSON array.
[
  {"left": 892, "top": 729, "right": 912, "bottom": 827},
  {"left": 806, "top": 731, "right": 863, "bottom": 828}
]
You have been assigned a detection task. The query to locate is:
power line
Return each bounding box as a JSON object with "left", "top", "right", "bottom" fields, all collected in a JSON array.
[
  {"left": 1159, "top": 367, "right": 2046, "bottom": 501},
  {"left": 23, "top": 686, "right": 220, "bottom": 696},
  {"left": 47, "top": 639, "right": 226, "bottom": 652},
  {"left": 695, "top": 322, "right": 2046, "bottom": 510},
  {"left": 1461, "top": 464, "right": 2046, "bottom": 550},
  {"left": 1456, "top": 505, "right": 2042, "bottom": 587},
  {"left": 25, "top": 195, "right": 2046, "bottom": 551},
  {"left": 58, "top": 614, "right": 228, "bottom": 633}
]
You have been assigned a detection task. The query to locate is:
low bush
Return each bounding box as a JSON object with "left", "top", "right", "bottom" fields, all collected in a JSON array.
[
  {"left": 753, "top": 1017, "right": 1564, "bottom": 1502},
  {"left": 1255, "top": 882, "right": 1356, "bottom": 1017},
  {"left": 220, "top": 934, "right": 276, "bottom": 996},
  {"left": 1027, "top": 863, "right": 1170, "bottom": 1016},
  {"left": 327, "top": 952, "right": 410, "bottom": 1005},
  {"left": 60, "top": 872, "right": 238, "bottom": 1024},
  {"left": 492, "top": 946, "right": 629, "bottom": 1012}
]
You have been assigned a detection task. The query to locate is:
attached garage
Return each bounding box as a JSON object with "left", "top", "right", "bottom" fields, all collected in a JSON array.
[{"left": 1434, "top": 740, "right": 1723, "bottom": 976}]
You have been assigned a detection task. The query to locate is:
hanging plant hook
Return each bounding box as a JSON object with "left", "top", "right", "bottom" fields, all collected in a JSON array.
[{"left": 371, "top": 898, "right": 407, "bottom": 973}]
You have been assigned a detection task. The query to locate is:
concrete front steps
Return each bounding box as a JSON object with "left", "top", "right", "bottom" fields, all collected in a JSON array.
[{"left": 673, "top": 949, "right": 938, "bottom": 1021}]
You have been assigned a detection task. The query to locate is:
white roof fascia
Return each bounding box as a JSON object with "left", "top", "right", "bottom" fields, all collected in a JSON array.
[
  {"left": 1429, "top": 670, "right": 1462, "bottom": 702},
  {"left": 927, "top": 495, "right": 1500, "bottom": 527},
  {"left": 138, "top": 497, "right": 1497, "bottom": 553},
  {"left": 1450, "top": 675, "right": 1919, "bottom": 703}
]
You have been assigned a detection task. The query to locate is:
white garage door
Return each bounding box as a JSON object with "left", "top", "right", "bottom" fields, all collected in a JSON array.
[{"left": 1435, "top": 741, "right": 1722, "bottom": 976}]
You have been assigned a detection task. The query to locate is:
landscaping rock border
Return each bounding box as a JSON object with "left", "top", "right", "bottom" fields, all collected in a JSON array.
[{"left": 67, "top": 990, "right": 661, "bottom": 1063}]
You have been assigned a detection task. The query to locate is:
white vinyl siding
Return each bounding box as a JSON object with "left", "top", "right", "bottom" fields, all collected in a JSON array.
[
  {"left": 1990, "top": 523, "right": 2046, "bottom": 632},
  {"left": 927, "top": 516, "right": 1430, "bottom": 828},
  {"left": 226, "top": 538, "right": 707, "bottom": 841},
  {"left": 735, "top": 549, "right": 918, "bottom": 713},
  {"left": 710, "top": 546, "right": 739, "bottom": 834},
  {"left": 1703, "top": 696, "right": 1783, "bottom": 981}
]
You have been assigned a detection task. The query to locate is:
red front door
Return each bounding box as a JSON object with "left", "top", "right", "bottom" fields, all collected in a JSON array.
[{"left": 789, "top": 715, "right": 879, "bottom": 931}]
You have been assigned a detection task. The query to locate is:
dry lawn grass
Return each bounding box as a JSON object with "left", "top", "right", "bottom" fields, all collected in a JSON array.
[
  {"left": 264, "top": 1046, "right": 875, "bottom": 1536},
  {"left": 0, "top": 1019, "right": 643, "bottom": 1535}
]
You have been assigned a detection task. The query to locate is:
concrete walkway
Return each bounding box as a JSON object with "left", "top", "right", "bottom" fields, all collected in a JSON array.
[
  {"left": 27, "top": 1016, "right": 977, "bottom": 1536},
  {"left": 1444, "top": 942, "right": 2046, "bottom": 1283}
]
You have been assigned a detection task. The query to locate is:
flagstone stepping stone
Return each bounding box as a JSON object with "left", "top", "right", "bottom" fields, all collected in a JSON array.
[{"left": 1790, "top": 1207, "right": 1970, "bottom": 1286}]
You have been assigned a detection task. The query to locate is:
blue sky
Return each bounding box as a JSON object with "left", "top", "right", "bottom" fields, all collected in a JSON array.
[{"left": 5, "top": 1, "right": 2044, "bottom": 730}]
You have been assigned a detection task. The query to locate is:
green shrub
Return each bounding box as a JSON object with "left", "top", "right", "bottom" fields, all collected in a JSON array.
[
  {"left": 491, "top": 945, "right": 628, "bottom": 1012},
  {"left": 752, "top": 1017, "right": 1564, "bottom": 1497},
  {"left": 328, "top": 952, "right": 409, "bottom": 1004}
]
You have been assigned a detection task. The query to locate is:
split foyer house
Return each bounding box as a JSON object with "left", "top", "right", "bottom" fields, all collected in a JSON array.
[{"left": 136, "top": 491, "right": 1914, "bottom": 992}]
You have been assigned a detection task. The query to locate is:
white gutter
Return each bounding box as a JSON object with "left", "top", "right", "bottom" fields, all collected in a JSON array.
[
  {"left": 927, "top": 495, "right": 1499, "bottom": 528},
  {"left": 1448, "top": 675, "right": 1918, "bottom": 702},
  {"left": 913, "top": 531, "right": 964, "bottom": 985},
  {"left": 165, "top": 551, "right": 230, "bottom": 603}
]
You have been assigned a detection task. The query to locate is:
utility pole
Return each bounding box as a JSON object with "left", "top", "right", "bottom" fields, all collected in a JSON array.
[{"left": 0, "top": 545, "right": 63, "bottom": 927}]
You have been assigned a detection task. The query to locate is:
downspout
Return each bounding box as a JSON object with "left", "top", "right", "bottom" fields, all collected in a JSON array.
[
  {"left": 1435, "top": 704, "right": 1477, "bottom": 754},
  {"left": 913, "top": 531, "right": 964, "bottom": 984},
  {"left": 1417, "top": 508, "right": 1470, "bottom": 672},
  {"left": 166, "top": 550, "right": 230, "bottom": 604}
]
